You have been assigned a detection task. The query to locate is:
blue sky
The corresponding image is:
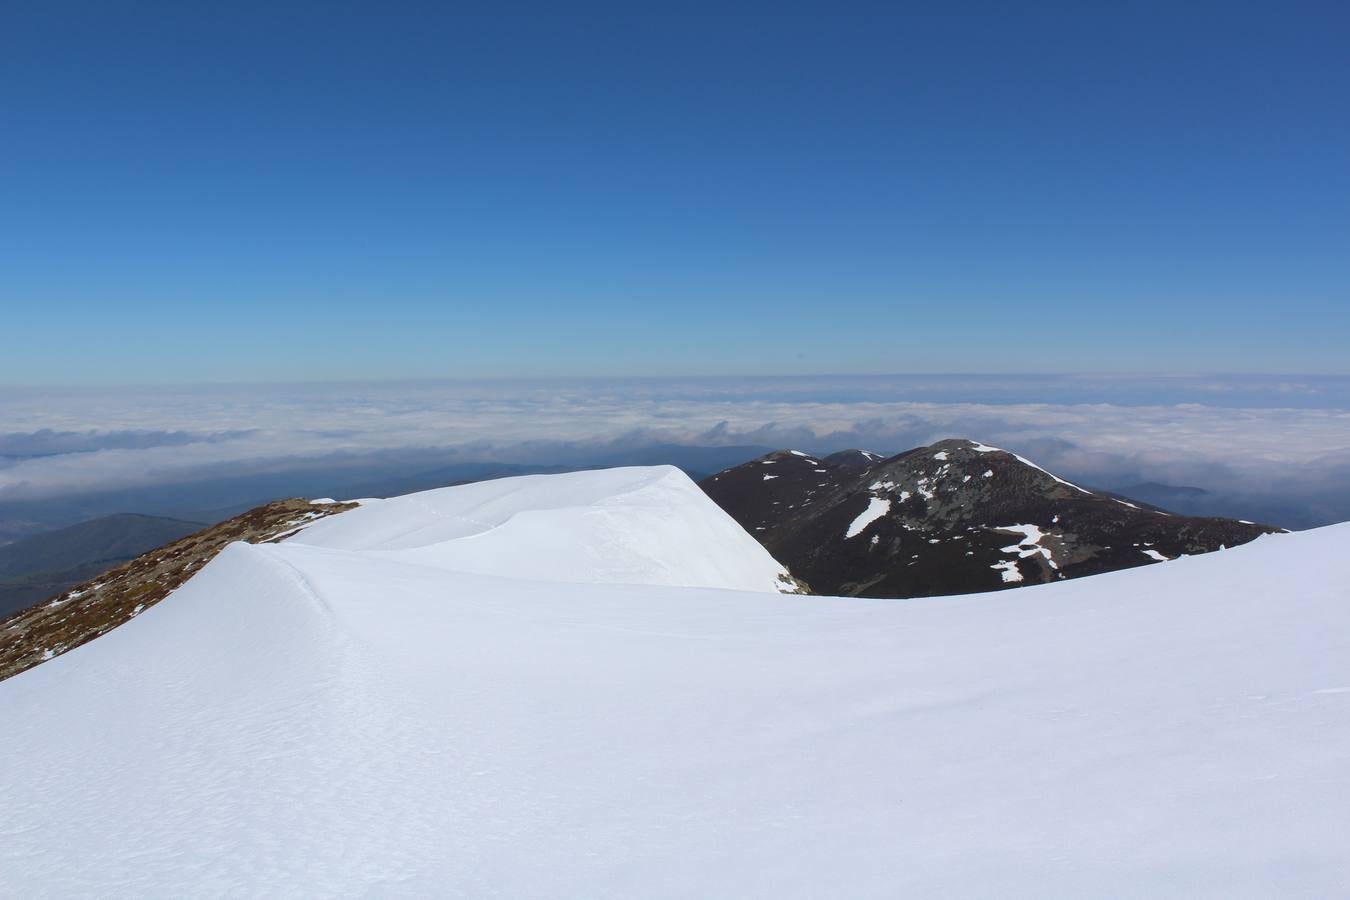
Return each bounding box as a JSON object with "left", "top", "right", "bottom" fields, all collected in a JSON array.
[{"left": 3, "top": 3, "right": 1347, "bottom": 383}]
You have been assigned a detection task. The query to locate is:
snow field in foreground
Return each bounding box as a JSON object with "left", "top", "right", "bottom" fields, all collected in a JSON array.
[{"left": 2, "top": 467, "right": 1348, "bottom": 897}]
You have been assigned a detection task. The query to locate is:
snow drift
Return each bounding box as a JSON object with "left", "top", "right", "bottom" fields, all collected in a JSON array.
[
  {"left": 2, "top": 466, "right": 1348, "bottom": 897},
  {"left": 287, "top": 465, "right": 798, "bottom": 592}
]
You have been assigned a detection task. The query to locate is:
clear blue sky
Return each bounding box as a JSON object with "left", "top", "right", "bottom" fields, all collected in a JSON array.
[{"left": 3, "top": 3, "right": 1347, "bottom": 383}]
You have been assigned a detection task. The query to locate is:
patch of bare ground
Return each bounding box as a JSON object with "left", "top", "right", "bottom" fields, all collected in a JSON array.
[{"left": 0, "top": 499, "right": 356, "bottom": 683}]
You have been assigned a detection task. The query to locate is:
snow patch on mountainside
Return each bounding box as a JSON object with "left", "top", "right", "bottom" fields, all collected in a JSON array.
[
  {"left": 968, "top": 440, "right": 1091, "bottom": 494},
  {"left": 845, "top": 497, "right": 892, "bottom": 538},
  {"left": 991, "top": 557, "right": 1024, "bottom": 582},
  {"left": 1010, "top": 452, "right": 1093, "bottom": 494},
  {"left": 995, "top": 523, "right": 1059, "bottom": 570}
]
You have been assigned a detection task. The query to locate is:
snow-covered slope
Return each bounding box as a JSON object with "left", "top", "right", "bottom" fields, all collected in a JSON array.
[
  {"left": 2, "top": 468, "right": 1348, "bottom": 897},
  {"left": 290, "top": 465, "right": 798, "bottom": 592}
]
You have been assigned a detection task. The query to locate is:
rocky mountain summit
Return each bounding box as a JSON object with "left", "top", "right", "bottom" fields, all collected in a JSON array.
[{"left": 700, "top": 438, "right": 1280, "bottom": 598}]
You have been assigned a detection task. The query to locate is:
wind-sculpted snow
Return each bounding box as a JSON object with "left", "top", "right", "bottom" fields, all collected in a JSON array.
[
  {"left": 290, "top": 466, "right": 796, "bottom": 592},
  {"left": 1, "top": 468, "right": 1348, "bottom": 896}
]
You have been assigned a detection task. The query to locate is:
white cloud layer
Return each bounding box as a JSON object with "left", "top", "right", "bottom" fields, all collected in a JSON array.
[{"left": 1, "top": 377, "right": 1348, "bottom": 517}]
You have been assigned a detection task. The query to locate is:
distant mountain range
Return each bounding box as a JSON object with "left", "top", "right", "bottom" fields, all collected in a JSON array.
[{"left": 701, "top": 439, "right": 1279, "bottom": 598}]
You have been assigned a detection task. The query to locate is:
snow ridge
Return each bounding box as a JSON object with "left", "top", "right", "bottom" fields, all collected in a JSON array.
[{"left": 291, "top": 466, "right": 795, "bottom": 593}]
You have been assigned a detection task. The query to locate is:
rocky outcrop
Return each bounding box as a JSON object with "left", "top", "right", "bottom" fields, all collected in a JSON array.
[{"left": 701, "top": 439, "right": 1279, "bottom": 598}]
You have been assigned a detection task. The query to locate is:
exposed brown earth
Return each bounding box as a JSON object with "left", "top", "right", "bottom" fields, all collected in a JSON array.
[{"left": 0, "top": 498, "right": 356, "bottom": 683}]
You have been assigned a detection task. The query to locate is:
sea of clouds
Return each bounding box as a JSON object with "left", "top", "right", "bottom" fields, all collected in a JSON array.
[{"left": 2, "top": 375, "right": 1348, "bottom": 525}]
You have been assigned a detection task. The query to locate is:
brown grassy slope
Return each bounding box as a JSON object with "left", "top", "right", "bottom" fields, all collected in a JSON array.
[{"left": 0, "top": 499, "right": 356, "bottom": 683}]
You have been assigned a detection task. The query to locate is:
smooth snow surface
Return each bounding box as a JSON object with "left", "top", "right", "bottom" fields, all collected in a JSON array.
[
  {"left": 289, "top": 466, "right": 792, "bottom": 593},
  {"left": 3, "top": 469, "right": 1350, "bottom": 897}
]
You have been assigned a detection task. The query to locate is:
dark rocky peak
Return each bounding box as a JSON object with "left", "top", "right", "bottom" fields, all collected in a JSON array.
[
  {"left": 703, "top": 448, "right": 859, "bottom": 536},
  {"left": 701, "top": 438, "right": 1279, "bottom": 599},
  {"left": 821, "top": 449, "right": 884, "bottom": 472},
  {"left": 858, "top": 438, "right": 1098, "bottom": 525}
]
